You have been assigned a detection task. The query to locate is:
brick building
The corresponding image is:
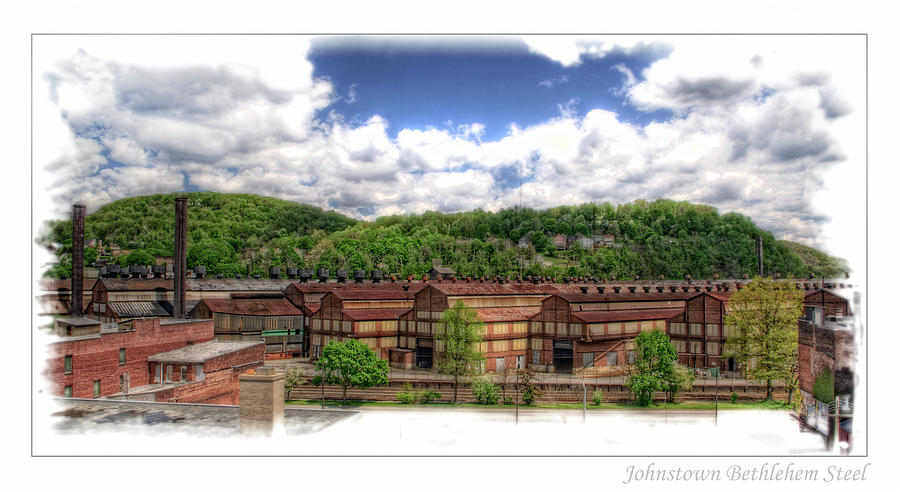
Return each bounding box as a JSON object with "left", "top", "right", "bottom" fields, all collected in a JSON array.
[{"left": 44, "top": 317, "right": 263, "bottom": 404}]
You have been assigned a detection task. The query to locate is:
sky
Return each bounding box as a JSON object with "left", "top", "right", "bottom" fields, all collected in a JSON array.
[{"left": 32, "top": 35, "right": 865, "bottom": 264}]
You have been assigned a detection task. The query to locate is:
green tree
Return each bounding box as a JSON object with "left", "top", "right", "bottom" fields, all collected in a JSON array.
[
  {"left": 627, "top": 330, "right": 678, "bottom": 406},
  {"left": 83, "top": 246, "right": 98, "bottom": 266},
  {"left": 433, "top": 300, "right": 485, "bottom": 403},
  {"left": 283, "top": 366, "right": 305, "bottom": 400},
  {"left": 315, "top": 339, "right": 389, "bottom": 405},
  {"left": 664, "top": 363, "right": 695, "bottom": 402},
  {"left": 723, "top": 277, "right": 804, "bottom": 401},
  {"left": 118, "top": 249, "right": 155, "bottom": 267}
]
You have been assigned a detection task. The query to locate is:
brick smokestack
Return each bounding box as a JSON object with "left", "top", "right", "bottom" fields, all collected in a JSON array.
[
  {"left": 756, "top": 235, "right": 764, "bottom": 277},
  {"left": 71, "top": 204, "right": 86, "bottom": 317},
  {"left": 174, "top": 197, "right": 187, "bottom": 319}
]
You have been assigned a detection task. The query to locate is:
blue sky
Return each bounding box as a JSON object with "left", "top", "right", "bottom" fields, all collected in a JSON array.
[
  {"left": 308, "top": 37, "right": 673, "bottom": 140},
  {"left": 34, "top": 35, "right": 864, "bottom": 253}
]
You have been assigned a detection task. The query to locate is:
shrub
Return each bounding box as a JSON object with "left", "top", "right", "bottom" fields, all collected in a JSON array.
[
  {"left": 519, "top": 370, "right": 539, "bottom": 405},
  {"left": 472, "top": 377, "right": 499, "bottom": 405},
  {"left": 420, "top": 390, "right": 442, "bottom": 404},
  {"left": 310, "top": 375, "right": 322, "bottom": 386},
  {"left": 813, "top": 366, "right": 835, "bottom": 403},
  {"left": 397, "top": 382, "right": 416, "bottom": 404},
  {"left": 730, "top": 392, "right": 738, "bottom": 403},
  {"left": 592, "top": 389, "right": 603, "bottom": 406},
  {"left": 396, "top": 383, "right": 442, "bottom": 404},
  {"left": 503, "top": 395, "right": 513, "bottom": 406}
]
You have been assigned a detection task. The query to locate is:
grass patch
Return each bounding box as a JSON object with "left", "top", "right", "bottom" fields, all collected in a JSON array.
[{"left": 285, "top": 399, "right": 792, "bottom": 411}]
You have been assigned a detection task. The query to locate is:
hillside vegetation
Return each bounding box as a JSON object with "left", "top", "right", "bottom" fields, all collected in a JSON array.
[{"left": 39, "top": 192, "right": 848, "bottom": 280}]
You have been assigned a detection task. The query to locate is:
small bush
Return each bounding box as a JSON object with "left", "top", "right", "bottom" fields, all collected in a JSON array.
[
  {"left": 396, "top": 383, "right": 441, "bottom": 404},
  {"left": 730, "top": 392, "right": 738, "bottom": 403},
  {"left": 472, "top": 377, "right": 499, "bottom": 405},
  {"left": 503, "top": 395, "right": 513, "bottom": 405},
  {"left": 592, "top": 389, "right": 603, "bottom": 406},
  {"left": 310, "top": 375, "right": 323, "bottom": 387},
  {"left": 420, "top": 390, "right": 441, "bottom": 404}
]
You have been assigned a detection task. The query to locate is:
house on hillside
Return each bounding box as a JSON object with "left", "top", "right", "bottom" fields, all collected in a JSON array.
[{"left": 553, "top": 234, "right": 567, "bottom": 250}]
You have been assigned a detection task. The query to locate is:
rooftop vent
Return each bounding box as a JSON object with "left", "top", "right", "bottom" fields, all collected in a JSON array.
[
  {"left": 216, "top": 274, "right": 223, "bottom": 279},
  {"left": 685, "top": 274, "right": 692, "bottom": 284},
  {"left": 336, "top": 269, "right": 348, "bottom": 283},
  {"left": 371, "top": 270, "right": 383, "bottom": 283},
  {"left": 613, "top": 286, "right": 621, "bottom": 293},
  {"left": 236, "top": 274, "right": 243, "bottom": 279},
  {"left": 705, "top": 286, "right": 712, "bottom": 292},
  {"left": 402, "top": 284, "right": 409, "bottom": 291},
  {"left": 317, "top": 268, "right": 329, "bottom": 282},
  {"left": 580, "top": 286, "right": 589, "bottom": 294},
  {"left": 269, "top": 267, "right": 281, "bottom": 279},
  {"left": 298, "top": 269, "right": 312, "bottom": 283},
  {"left": 151, "top": 265, "right": 165, "bottom": 278},
  {"left": 252, "top": 274, "right": 261, "bottom": 279},
  {"left": 194, "top": 265, "right": 206, "bottom": 278},
  {"left": 693, "top": 286, "right": 702, "bottom": 292},
  {"left": 656, "top": 286, "right": 664, "bottom": 293},
  {"left": 597, "top": 286, "right": 605, "bottom": 294},
  {"left": 354, "top": 270, "right": 366, "bottom": 283},
  {"left": 563, "top": 278, "right": 571, "bottom": 284},
  {"left": 642, "top": 286, "right": 651, "bottom": 293},
  {"left": 286, "top": 268, "right": 298, "bottom": 279},
  {"left": 670, "top": 286, "right": 677, "bottom": 292},
  {"left": 628, "top": 286, "right": 636, "bottom": 293},
  {"left": 682, "top": 286, "right": 690, "bottom": 292}
]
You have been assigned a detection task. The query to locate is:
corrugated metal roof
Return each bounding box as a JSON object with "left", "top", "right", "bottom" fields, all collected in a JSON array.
[
  {"left": 572, "top": 308, "right": 684, "bottom": 323},
  {"left": 187, "top": 278, "right": 294, "bottom": 291},
  {"left": 332, "top": 289, "right": 417, "bottom": 300},
  {"left": 342, "top": 308, "right": 411, "bottom": 321},
  {"left": 301, "top": 303, "right": 321, "bottom": 316},
  {"left": 148, "top": 341, "right": 263, "bottom": 363},
  {"left": 430, "top": 283, "right": 562, "bottom": 296},
  {"left": 695, "top": 291, "right": 734, "bottom": 303},
  {"left": 56, "top": 317, "right": 102, "bottom": 327},
  {"left": 100, "top": 278, "right": 174, "bottom": 291},
  {"left": 287, "top": 282, "right": 427, "bottom": 294},
  {"left": 108, "top": 301, "right": 173, "bottom": 317},
  {"left": 554, "top": 292, "right": 695, "bottom": 303},
  {"left": 195, "top": 298, "right": 302, "bottom": 316},
  {"left": 475, "top": 306, "right": 541, "bottom": 322},
  {"left": 38, "top": 278, "right": 97, "bottom": 292}
]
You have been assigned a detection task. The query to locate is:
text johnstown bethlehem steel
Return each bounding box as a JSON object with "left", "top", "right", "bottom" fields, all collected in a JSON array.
[{"left": 623, "top": 463, "right": 871, "bottom": 484}]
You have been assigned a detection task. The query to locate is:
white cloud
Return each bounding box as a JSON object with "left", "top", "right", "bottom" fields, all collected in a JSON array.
[{"left": 34, "top": 35, "right": 864, "bottom": 266}]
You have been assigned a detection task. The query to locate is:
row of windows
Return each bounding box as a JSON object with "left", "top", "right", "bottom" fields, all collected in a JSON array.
[{"left": 64, "top": 349, "right": 127, "bottom": 375}]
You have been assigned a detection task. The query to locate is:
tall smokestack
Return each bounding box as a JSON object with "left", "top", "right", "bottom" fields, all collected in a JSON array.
[
  {"left": 174, "top": 197, "right": 187, "bottom": 319},
  {"left": 756, "top": 235, "right": 764, "bottom": 277},
  {"left": 71, "top": 204, "right": 86, "bottom": 317}
]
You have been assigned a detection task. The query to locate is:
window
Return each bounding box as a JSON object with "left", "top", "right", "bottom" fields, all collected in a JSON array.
[
  {"left": 186, "top": 340, "right": 194, "bottom": 346},
  {"left": 180, "top": 366, "right": 187, "bottom": 381},
  {"left": 119, "top": 348, "right": 126, "bottom": 365},
  {"left": 64, "top": 355, "right": 72, "bottom": 374},
  {"left": 166, "top": 365, "right": 172, "bottom": 381},
  {"left": 517, "top": 355, "right": 525, "bottom": 370},
  {"left": 582, "top": 352, "right": 594, "bottom": 368},
  {"left": 93, "top": 380, "right": 101, "bottom": 398},
  {"left": 64, "top": 385, "right": 72, "bottom": 397},
  {"left": 607, "top": 352, "right": 618, "bottom": 366},
  {"left": 627, "top": 351, "right": 636, "bottom": 364},
  {"left": 496, "top": 357, "right": 505, "bottom": 372},
  {"left": 532, "top": 350, "right": 540, "bottom": 365},
  {"left": 195, "top": 365, "right": 204, "bottom": 382}
]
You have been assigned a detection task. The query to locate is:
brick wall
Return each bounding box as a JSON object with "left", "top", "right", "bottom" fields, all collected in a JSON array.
[
  {"left": 151, "top": 342, "right": 265, "bottom": 405},
  {"left": 44, "top": 318, "right": 213, "bottom": 399}
]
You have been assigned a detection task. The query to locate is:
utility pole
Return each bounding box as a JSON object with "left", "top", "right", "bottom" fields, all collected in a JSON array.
[
  {"left": 713, "top": 363, "right": 719, "bottom": 426},
  {"left": 321, "top": 366, "right": 326, "bottom": 410},
  {"left": 582, "top": 371, "right": 586, "bottom": 424},
  {"left": 515, "top": 359, "right": 520, "bottom": 425}
]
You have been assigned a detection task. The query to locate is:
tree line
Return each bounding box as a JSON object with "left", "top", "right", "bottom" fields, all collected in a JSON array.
[{"left": 39, "top": 192, "right": 848, "bottom": 280}]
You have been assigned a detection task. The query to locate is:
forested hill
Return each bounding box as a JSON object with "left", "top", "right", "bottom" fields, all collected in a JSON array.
[{"left": 40, "top": 193, "right": 848, "bottom": 280}]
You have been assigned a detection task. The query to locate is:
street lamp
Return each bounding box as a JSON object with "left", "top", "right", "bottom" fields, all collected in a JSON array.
[{"left": 712, "top": 361, "right": 719, "bottom": 425}]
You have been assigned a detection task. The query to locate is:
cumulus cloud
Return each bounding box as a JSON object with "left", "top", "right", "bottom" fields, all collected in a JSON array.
[{"left": 34, "top": 36, "right": 863, "bottom": 250}]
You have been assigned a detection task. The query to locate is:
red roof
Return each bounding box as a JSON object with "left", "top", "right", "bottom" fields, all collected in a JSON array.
[
  {"left": 697, "top": 291, "right": 734, "bottom": 303},
  {"left": 196, "top": 298, "right": 302, "bottom": 316},
  {"left": 429, "top": 283, "right": 562, "bottom": 296},
  {"left": 342, "top": 308, "right": 411, "bottom": 321},
  {"left": 475, "top": 306, "right": 541, "bottom": 322},
  {"left": 554, "top": 292, "right": 695, "bottom": 303},
  {"left": 99, "top": 278, "right": 174, "bottom": 291},
  {"left": 301, "top": 303, "right": 321, "bottom": 316},
  {"left": 332, "top": 289, "right": 418, "bottom": 300},
  {"left": 572, "top": 308, "right": 684, "bottom": 324}
]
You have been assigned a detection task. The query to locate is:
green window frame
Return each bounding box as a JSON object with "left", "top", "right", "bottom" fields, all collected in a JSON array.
[
  {"left": 64, "top": 355, "right": 73, "bottom": 374},
  {"left": 119, "top": 348, "right": 126, "bottom": 365},
  {"left": 64, "top": 385, "right": 72, "bottom": 397},
  {"left": 93, "top": 380, "right": 101, "bottom": 398}
]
